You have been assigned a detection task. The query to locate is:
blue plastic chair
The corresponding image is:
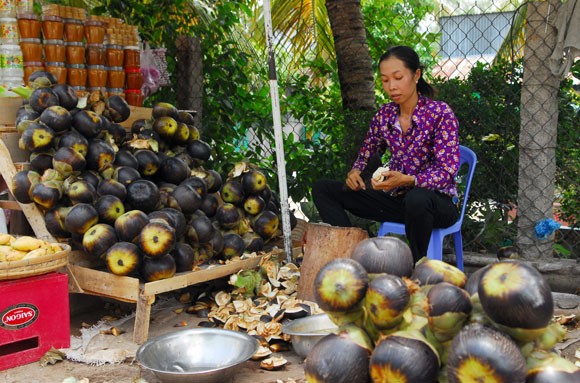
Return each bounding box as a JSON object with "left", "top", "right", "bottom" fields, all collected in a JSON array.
[{"left": 377, "top": 145, "right": 477, "bottom": 270}]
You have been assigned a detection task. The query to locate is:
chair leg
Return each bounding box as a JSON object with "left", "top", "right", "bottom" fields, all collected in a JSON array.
[
  {"left": 453, "top": 232, "right": 464, "bottom": 271},
  {"left": 427, "top": 231, "right": 443, "bottom": 261}
]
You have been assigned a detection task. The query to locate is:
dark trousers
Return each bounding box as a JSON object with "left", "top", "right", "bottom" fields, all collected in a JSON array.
[{"left": 312, "top": 179, "right": 459, "bottom": 263}]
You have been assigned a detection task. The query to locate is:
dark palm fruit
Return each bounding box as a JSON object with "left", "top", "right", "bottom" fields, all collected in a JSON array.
[
  {"left": 242, "top": 232, "right": 264, "bottom": 252},
  {"left": 181, "top": 176, "right": 206, "bottom": 196},
  {"left": 105, "top": 242, "right": 141, "bottom": 276},
  {"left": 464, "top": 264, "right": 491, "bottom": 296},
  {"left": 141, "top": 254, "right": 176, "bottom": 282},
  {"left": 126, "top": 179, "right": 160, "bottom": 213},
  {"left": 94, "top": 194, "right": 125, "bottom": 225},
  {"left": 29, "top": 87, "right": 59, "bottom": 113},
  {"left": 152, "top": 102, "right": 179, "bottom": 119},
  {"left": 134, "top": 149, "right": 161, "bottom": 177},
  {"left": 304, "top": 332, "right": 371, "bottom": 383},
  {"left": 170, "top": 242, "right": 196, "bottom": 272},
  {"left": 351, "top": 236, "right": 414, "bottom": 277},
  {"left": 44, "top": 206, "right": 71, "bottom": 238},
  {"left": 172, "top": 122, "right": 190, "bottom": 144},
  {"left": 97, "top": 178, "right": 127, "bottom": 200},
  {"left": 177, "top": 110, "right": 195, "bottom": 125},
  {"left": 137, "top": 221, "right": 176, "bottom": 258},
  {"left": 67, "top": 179, "right": 97, "bottom": 205},
  {"left": 205, "top": 169, "right": 223, "bottom": 193},
  {"left": 52, "top": 83, "right": 79, "bottom": 110},
  {"left": 411, "top": 258, "right": 467, "bottom": 288},
  {"left": 478, "top": 260, "right": 553, "bottom": 342},
  {"left": 57, "top": 130, "right": 89, "bottom": 157},
  {"left": 28, "top": 70, "right": 58, "bottom": 88},
  {"left": 207, "top": 228, "right": 224, "bottom": 255},
  {"left": 52, "top": 147, "right": 86, "bottom": 178},
  {"left": 525, "top": 350, "right": 580, "bottom": 383},
  {"left": 427, "top": 282, "right": 472, "bottom": 342},
  {"left": 186, "top": 213, "right": 214, "bottom": 245},
  {"left": 29, "top": 150, "right": 54, "bottom": 174},
  {"left": 115, "top": 209, "right": 150, "bottom": 242},
  {"left": 216, "top": 203, "right": 242, "bottom": 230},
  {"left": 82, "top": 223, "right": 118, "bottom": 258},
  {"left": 11, "top": 170, "right": 41, "bottom": 204},
  {"left": 158, "top": 208, "right": 187, "bottom": 239},
  {"left": 15, "top": 106, "right": 40, "bottom": 128},
  {"left": 78, "top": 170, "right": 101, "bottom": 190},
  {"left": 39, "top": 105, "right": 72, "bottom": 133},
  {"left": 31, "top": 181, "right": 62, "bottom": 209},
  {"left": 130, "top": 118, "right": 148, "bottom": 135},
  {"left": 186, "top": 140, "right": 212, "bottom": 163},
  {"left": 243, "top": 195, "right": 266, "bottom": 216},
  {"left": 447, "top": 323, "right": 526, "bottom": 383},
  {"left": 188, "top": 125, "right": 200, "bottom": 142},
  {"left": 172, "top": 184, "right": 202, "bottom": 214},
  {"left": 199, "top": 193, "right": 219, "bottom": 217},
  {"left": 152, "top": 116, "right": 178, "bottom": 140},
  {"left": 105, "top": 95, "right": 131, "bottom": 123},
  {"left": 19, "top": 123, "right": 55, "bottom": 152},
  {"left": 72, "top": 110, "right": 102, "bottom": 138},
  {"left": 251, "top": 210, "right": 279, "bottom": 239},
  {"left": 105, "top": 123, "right": 128, "bottom": 145},
  {"left": 370, "top": 331, "right": 439, "bottom": 383},
  {"left": 222, "top": 233, "right": 245, "bottom": 259},
  {"left": 220, "top": 179, "right": 244, "bottom": 206},
  {"left": 160, "top": 157, "right": 189, "bottom": 185},
  {"left": 114, "top": 149, "right": 139, "bottom": 169},
  {"left": 241, "top": 170, "right": 267, "bottom": 195},
  {"left": 364, "top": 274, "right": 410, "bottom": 330},
  {"left": 64, "top": 203, "right": 99, "bottom": 235},
  {"left": 113, "top": 166, "right": 141, "bottom": 187},
  {"left": 314, "top": 258, "right": 368, "bottom": 313},
  {"left": 86, "top": 139, "right": 115, "bottom": 172}
]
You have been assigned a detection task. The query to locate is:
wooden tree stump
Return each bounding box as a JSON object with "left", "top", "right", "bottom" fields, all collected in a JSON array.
[{"left": 297, "top": 223, "right": 369, "bottom": 303}]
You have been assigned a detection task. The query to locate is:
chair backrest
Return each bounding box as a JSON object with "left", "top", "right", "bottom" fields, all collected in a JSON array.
[{"left": 457, "top": 145, "right": 477, "bottom": 223}]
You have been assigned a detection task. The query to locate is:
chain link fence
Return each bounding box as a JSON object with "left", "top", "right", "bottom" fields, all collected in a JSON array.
[{"left": 133, "top": 0, "right": 578, "bottom": 261}]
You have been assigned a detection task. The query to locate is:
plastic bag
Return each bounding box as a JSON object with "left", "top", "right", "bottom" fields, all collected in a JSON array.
[{"left": 140, "top": 43, "right": 161, "bottom": 97}]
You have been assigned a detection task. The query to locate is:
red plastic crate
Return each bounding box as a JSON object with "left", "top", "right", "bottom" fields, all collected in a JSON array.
[{"left": 0, "top": 272, "right": 70, "bottom": 370}]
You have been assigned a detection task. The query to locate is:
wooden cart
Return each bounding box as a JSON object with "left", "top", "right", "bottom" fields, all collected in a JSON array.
[{"left": 0, "top": 104, "right": 280, "bottom": 344}]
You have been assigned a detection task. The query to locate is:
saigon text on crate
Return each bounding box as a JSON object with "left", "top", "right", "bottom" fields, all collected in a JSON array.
[{"left": 0, "top": 272, "right": 70, "bottom": 370}]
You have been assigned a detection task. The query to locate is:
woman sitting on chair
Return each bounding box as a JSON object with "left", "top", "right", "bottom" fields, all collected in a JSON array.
[{"left": 312, "top": 45, "right": 460, "bottom": 264}]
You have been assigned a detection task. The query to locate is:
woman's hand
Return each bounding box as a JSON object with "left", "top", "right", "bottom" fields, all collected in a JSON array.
[
  {"left": 371, "top": 171, "right": 415, "bottom": 191},
  {"left": 346, "top": 169, "right": 366, "bottom": 191}
]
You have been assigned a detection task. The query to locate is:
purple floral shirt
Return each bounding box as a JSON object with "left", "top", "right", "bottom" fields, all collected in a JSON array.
[{"left": 352, "top": 95, "right": 460, "bottom": 196}]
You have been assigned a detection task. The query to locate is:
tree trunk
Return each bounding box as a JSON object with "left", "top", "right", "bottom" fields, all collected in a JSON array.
[
  {"left": 325, "top": 0, "right": 378, "bottom": 171},
  {"left": 516, "top": 0, "right": 561, "bottom": 260},
  {"left": 175, "top": 35, "right": 203, "bottom": 130}
]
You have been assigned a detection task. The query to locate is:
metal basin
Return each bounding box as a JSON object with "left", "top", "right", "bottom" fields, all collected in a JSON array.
[
  {"left": 136, "top": 328, "right": 258, "bottom": 383},
  {"left": 282, "top": 314, "right": 338, "bottom": 358}
]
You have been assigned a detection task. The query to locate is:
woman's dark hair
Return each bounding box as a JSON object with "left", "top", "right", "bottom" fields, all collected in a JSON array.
[{"left": 379, "top": 45, "right": 435, "bottom": 99}]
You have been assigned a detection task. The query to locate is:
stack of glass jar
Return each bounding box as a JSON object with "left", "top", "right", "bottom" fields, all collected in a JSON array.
[{"left": 0, "top": 0, "right": 28, "bottom": 91}]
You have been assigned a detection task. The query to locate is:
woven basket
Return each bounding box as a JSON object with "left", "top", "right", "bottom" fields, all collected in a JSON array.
[{"left": 0, "top": 243, "right": 70, "bottom": 281}]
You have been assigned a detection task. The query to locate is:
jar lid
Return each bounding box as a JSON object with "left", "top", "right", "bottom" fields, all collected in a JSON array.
[
  {"left": 46, "top": 61, "right": 66, "bottom": 67},
  {"left": 42, "top": 15, "right": 63, "bottom": 22},
  {"left": 84, "top": 19, "right": 103, "bottom": 27},
  {"left": 17, "top": 13, "right": 38, "bottom": 20},
  {"left": 87, "top": 65, "right": 106, "bottom": 70},
  {"left": 106, "top": 66, "right": 124, "bottom": 71},
  {"left": 86, "top": 43, "right": 105, "bottom": 49},
  {"left": 88, "top": 86, "right": 107, "bottom": 92},
  {"left": 44, "top": 39, "right": 64, "bottom": 45},
  {"left": 123, "top": 46, "right": 140, "bottom": 51},
  {"left": 125, "top": 67, "right": 141, "bottom": 73},
  {"left": 65, "top": 41, "right": 84, "bottom": 47},
  {"left": 67, "top": 63, "right": 86, "bottom": 69},
  {"left": 106, "top": 44, "right": 123, "bottom": 49},
  {"left": 107, "top": 87, "right": 125, "bottom": 92},
  {"left": 64, "top": 18, "right": 83, "bottom": 24},
  {"left": 71, "top": 86, "right": 87, "bottom": 90},
  {"left": 23, "top": 61, "right": 44, "bottom": 66},
  {"left": 124, "top": 89, "right": 142, "bottom": 94},
  {"left": 19, "top": 38, "right": 42, "bottom": 43}
]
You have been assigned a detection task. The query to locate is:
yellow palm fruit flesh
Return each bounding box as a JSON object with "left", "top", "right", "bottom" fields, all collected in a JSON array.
[
  {"left": 0, "top": 234, "right": 15, "bottom": 245},
  {"left": 11, "top": 236, "right": 45, "bottom": 252}
]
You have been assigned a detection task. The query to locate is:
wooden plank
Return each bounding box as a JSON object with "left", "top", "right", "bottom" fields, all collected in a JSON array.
[
  {"left": 142, "top": 253, "right": 276, "bottom": 296},
  {"left": 0, "top": 132, "right": 29, "bottom": 163},
  {"left": 0, "top": 200, "right": 22, "bottom": 210},
  {"left": 68, "top": 264, "right": 141, "bottom": 302},
  {"left": 134, "top": 293, "right": 156, "bottom": 344},
  {"left": 297, "top": 223, "right": 369, "bottom": 302},
  {"left": 120, "top": 106, "right": 152, "bottom": 128},
  {"left": 0, "top": 139, "right": 54, "bottom": 241},
  {"left": 0, "top": 97, "right": 24, "bottom": 126}
]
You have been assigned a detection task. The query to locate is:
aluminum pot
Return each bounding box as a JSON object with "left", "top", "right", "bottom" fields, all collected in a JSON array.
[{"left": 282, "top": 313, "right": 338, "bottom": 358}]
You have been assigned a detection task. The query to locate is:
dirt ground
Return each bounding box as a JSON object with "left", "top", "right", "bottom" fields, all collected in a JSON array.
[{"left": 1, "top": 293, "right": 578, "bottom": 383}]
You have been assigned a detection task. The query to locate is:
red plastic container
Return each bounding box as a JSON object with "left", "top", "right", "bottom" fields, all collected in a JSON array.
[{"left": 0, "top": 272, "right": 70, "bottom": 371}]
